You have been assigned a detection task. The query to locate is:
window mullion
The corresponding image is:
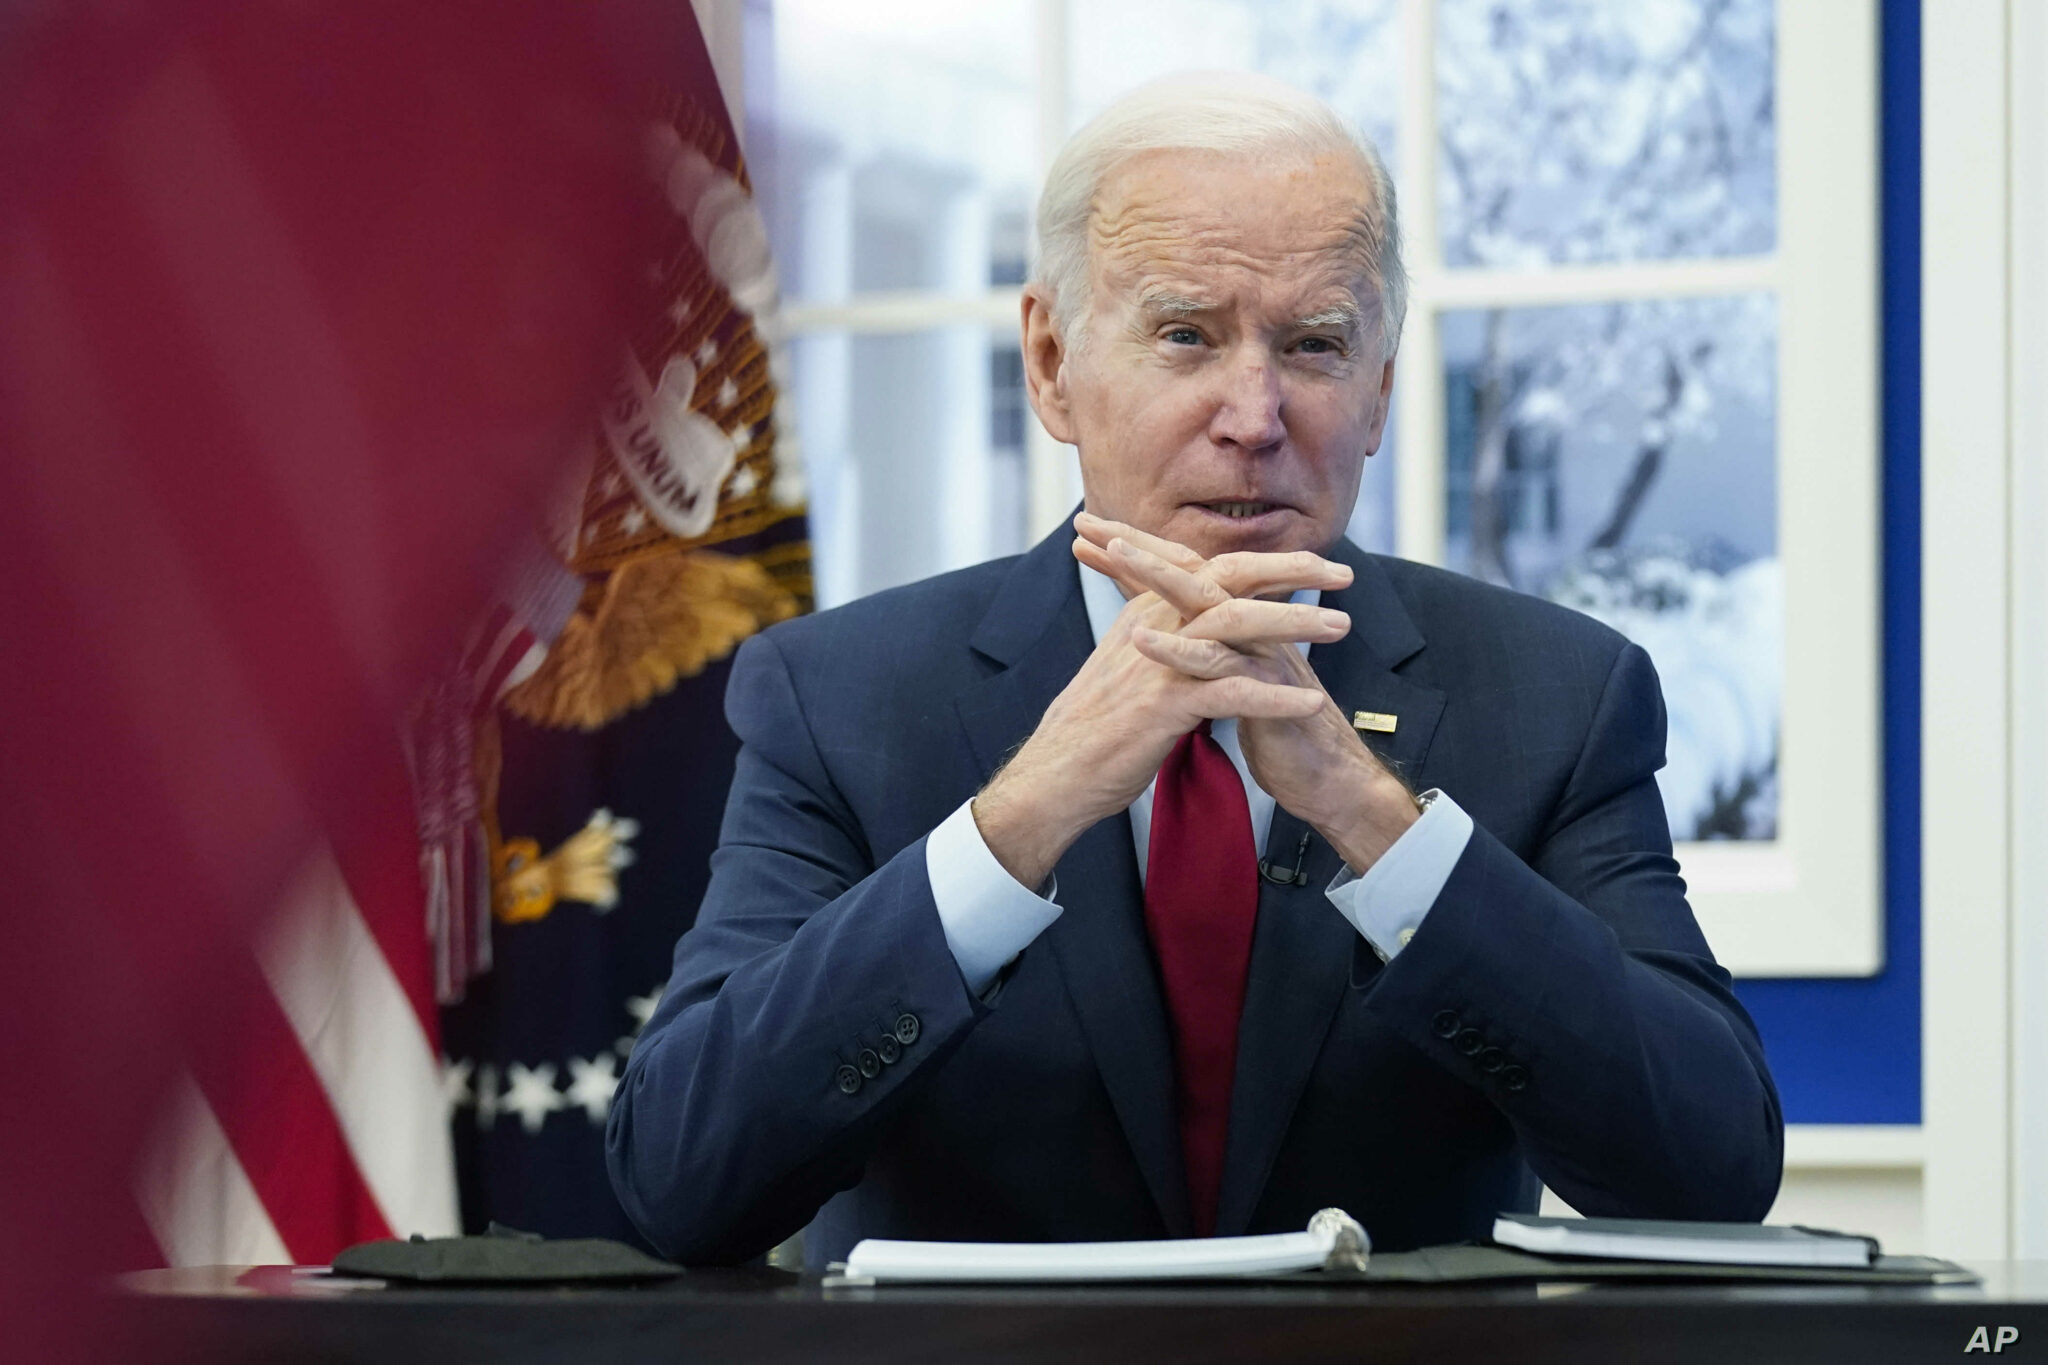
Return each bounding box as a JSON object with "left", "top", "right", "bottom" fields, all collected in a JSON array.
[
  {"left": 783, "top": 290, "right": 1022, "bottom": 335},
  {"left": 1394, "top": 0, "right": 1445, "bottom": 565},
  {"left": 1421, "top": 256, "right": 1782, "bottom": 310},
  {"left": 1026, "top": 0, "right": 1080, "bottom": 540}
]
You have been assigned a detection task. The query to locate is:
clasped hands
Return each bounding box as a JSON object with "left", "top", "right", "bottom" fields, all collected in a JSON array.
[{"left": 971, "top": 511, "right": 1420, "bottom": 891}]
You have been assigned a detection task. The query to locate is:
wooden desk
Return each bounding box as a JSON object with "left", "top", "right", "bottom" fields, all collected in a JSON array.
[{"left": 117, "top": 1262, "right": 2048, "bottom": 1364}]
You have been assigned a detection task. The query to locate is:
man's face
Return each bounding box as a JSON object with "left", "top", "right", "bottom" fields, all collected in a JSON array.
[{"left": 1028, "top": 147, "right": 1396, "bottom": 562}]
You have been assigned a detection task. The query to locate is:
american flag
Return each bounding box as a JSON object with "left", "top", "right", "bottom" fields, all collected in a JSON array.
[
  {"left": 0, "top": 1, "right": 683, "bottom": 1354},
  {"left": 135, "top": 827, "right": 460, "bottom": 1264},
  {"left": 94, "top": 0, "right": 753, "bottom": 1277},
  {"left": 132, "top": 560, "right": 580, "bottom": 1265}
]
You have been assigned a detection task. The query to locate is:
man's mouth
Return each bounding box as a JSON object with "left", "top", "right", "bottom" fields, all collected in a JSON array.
[{"left": 1197, "top": 500, "right": 1285, "bottom": 519}]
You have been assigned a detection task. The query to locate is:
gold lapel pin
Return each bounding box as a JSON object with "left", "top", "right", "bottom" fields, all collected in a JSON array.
[{"left": 1352, "top": 711, "right": 1398, "bottom": 734}]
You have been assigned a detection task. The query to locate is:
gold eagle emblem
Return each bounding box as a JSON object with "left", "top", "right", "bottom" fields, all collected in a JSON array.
[{"left": 501, "top": 547, "right": 799, "bottom": 732}]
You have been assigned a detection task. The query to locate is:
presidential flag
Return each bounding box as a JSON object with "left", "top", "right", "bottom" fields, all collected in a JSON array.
[{"left": 436, "top": 19, "right": 811, "bottom": 1245}]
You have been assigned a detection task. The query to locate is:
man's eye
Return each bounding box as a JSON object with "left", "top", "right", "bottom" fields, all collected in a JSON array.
[
  {"left": 1297, "top": 336, "right": 1345, "bottom": 355},
  {"left": 1163, "top": 326, "right": 1202, "bottom": 346}
]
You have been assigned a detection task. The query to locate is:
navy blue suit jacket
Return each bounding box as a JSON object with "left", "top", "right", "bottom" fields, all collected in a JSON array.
[{"left": 607, "top": 527, "right": 1783, "bottom": 1268}]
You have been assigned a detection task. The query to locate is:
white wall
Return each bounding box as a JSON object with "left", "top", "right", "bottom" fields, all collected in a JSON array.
[
  {"left": 1921, "top": 0, "right": 2048, "bottom": 1262},
  {"left": 2008, "top": 0, "right": 2048, "bottom": 1263}
]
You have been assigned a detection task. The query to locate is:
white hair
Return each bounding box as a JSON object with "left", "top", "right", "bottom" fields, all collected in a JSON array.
[{"left": 1034, "top": 73, "right": 1407, "bottom": 362}]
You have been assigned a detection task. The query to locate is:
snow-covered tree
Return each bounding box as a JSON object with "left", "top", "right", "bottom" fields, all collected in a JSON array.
[
  {"left": 1439, "top": 0, "right": 1775, "bottom": 588},
  {"left": 1438, "top": 0, "right": 1780, "bottom": 838}
]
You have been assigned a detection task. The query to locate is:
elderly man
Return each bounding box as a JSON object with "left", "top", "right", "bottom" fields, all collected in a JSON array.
[{"left": 608, "top": 75, "right": 1782, "bottom": 1268}]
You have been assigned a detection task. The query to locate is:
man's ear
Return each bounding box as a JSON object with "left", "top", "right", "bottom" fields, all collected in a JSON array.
[
  {"left": 1365, "top": 353, "right": 1397, "bottom": 454},
  {"left": 1021, "top": 285, "right": 1079, "bottom": 445}
]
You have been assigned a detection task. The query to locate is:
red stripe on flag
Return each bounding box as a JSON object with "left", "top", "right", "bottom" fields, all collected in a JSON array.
[
  {"left": 329, "top": 756, "right": 445, "bottom": 1046},
  {"left": 461, "top": 604, "right": 514, "bottom": 679},
  {"left": 190, "top": 954, "right": 393, "bottom": 1263},
  {"left": 105, "top": 1189, "right": 169, "bottom": 1275},
  {"left": 332, "top": 831, "right": 443, "bottom": 1049},
  {"left": 474, "top": 625, "right": 538, "bottom": 707}
]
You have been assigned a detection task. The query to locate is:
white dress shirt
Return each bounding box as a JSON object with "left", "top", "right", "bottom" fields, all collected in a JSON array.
[{"left": 925, "top": 560, "right": 1474, "bottom": 992}]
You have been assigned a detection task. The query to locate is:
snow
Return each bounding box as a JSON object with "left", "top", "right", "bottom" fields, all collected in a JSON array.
[{"left": 1548, "top": 550, "right": 1782, "bottom": 840}]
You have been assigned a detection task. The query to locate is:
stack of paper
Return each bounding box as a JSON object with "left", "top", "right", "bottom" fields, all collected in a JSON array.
[
  {"left": 835, "top": 1208, "right": 1369, "bottom": 1284},
  {"left": 1492, "top": 1214, "right": 1879, "bottom": 1268}
]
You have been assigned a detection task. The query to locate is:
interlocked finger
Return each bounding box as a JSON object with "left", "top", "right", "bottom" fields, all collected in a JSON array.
[
  {"left": 1073, "top": 512, "right": 1205, "bottom": 570},
  {"left": 1105, "top": 588, "right": 1185, "bottom": 643},
  {"left": 1131, "top": 628, "right": 1264, "bottom": 681},
  {"left": 1187, "top": 674, "right": 1327, "bottom": 721},
  {"left": 1179, "top": 595, "right": 1351, "bottom": 648},
  {"left": 1106, "top": 537, "right": 1232, "bottom": 622},
  {"left": 1202, "top": 548, "right": 1354, "bottom": 601},
  {"left": 1073, "top": 514, "right": 1353, "bottom": 604}
]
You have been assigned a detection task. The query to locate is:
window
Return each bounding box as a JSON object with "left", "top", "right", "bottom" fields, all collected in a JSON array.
[{"left": 745, "top": 0, "right": 1879, "bottom": 976}]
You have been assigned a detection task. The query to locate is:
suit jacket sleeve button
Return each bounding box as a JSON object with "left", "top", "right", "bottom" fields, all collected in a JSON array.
[
  {"left": 877, "top": 1035, "right": 901, "bottom": 1064},
  {"left": 1476, "top": 1047, "right": 1507, "bottom": 1074},
  {"left": 1431, "top": 1009, "right": 1462, "bottom": 1039},
  {"left": 835, "top": 1064, "right": 863, "bottom": 1095},
  {"left": 1501, "top": 1064, "right": 1529, "bottom": 1092},
  {"left": 857, "top": 1048, "right": 882, "bottom": 1079},
  {"left": 1454, "top": 1028, "right": 1485, "bottom": 1058},
  {"left": 893, "top": 1013, "right": 921, "bottom": 1046}
]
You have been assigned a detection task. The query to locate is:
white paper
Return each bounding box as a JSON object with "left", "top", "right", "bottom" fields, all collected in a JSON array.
[{"left": 842, "top": 1227, "right": 1336, "bottom": 1283}]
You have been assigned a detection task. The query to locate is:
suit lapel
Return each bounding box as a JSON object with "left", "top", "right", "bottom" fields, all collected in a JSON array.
[
  {"left": 1214, "top": 546, "right": 1447, "bottom": 1235},
  {"left": 953, "top": 529, "right": 1194, "bottom": 1238},
  {"left": 1041, "top": 821, "right": 1194, "bottom": 1236}
]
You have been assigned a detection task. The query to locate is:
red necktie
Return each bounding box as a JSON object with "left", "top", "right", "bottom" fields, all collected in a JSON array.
[{"left": 1143, "top": 720, "right": 1260, "bottom": 1237}]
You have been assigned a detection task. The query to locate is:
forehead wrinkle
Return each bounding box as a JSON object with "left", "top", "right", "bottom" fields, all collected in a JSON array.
[
  {"left": 1120, "top": 251, "right": 1370, "bottom": 328},
  {"left": 1093, "top": 226, "right": 1381, "bottom": 336},
  {"left": 1081, "top": 150, "right": 1395, "bottom": 343},
  {"left": 1095, "top": 215, "right": 1376, "bottom": 272},
  {"left": 1090, "top": 155, "right": 1383, "bottom": 261}
]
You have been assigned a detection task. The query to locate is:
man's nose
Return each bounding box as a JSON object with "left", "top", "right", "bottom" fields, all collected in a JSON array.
[{"left": 1207, "top": 349, "right": 1286, "bottom": 452}]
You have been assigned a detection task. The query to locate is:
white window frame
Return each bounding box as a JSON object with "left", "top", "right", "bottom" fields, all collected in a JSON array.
[
  {"left": 772, "top": 0, "right": 1882, "bottom": 978},
  {"left": 1399, "top": 0, "right": 1881, "bottom": 978}
]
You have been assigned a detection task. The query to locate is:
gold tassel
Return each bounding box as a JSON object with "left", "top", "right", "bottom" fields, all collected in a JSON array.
[{"left": 493, "top": 809, "right": 641, "bottom": 924}]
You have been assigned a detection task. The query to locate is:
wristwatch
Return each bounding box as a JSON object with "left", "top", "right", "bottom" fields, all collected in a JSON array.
[{"left": 1413, "top": 788, "right": 1441, "bottom": 816}]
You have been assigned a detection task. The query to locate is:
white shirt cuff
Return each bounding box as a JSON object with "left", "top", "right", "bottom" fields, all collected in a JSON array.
[
  {"left": 925, "top": 798, "right": 1064, "bottom": 994},
  {"left": 1323, "top": 790, "right": 1474, "bottom": 961}
]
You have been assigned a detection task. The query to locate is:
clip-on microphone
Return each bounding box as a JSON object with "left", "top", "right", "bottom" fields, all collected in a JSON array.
[{"left": 1258, "top": 830, "right": 1312, "bottom": 886}]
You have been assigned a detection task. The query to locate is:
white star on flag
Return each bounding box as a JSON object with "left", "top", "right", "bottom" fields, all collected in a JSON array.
[
  {"left": 566, "top": 1055, "right": 621, "bottom": 1124},
  {"left": 502, "top": 1062, "right": 564, "bottom": 1134},
  {"left": 625, "top": 989, "right": 663, "bottom": 1033},
  {"left": 441, "top": 1057, "right": 474, "bottom": 1110}
]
